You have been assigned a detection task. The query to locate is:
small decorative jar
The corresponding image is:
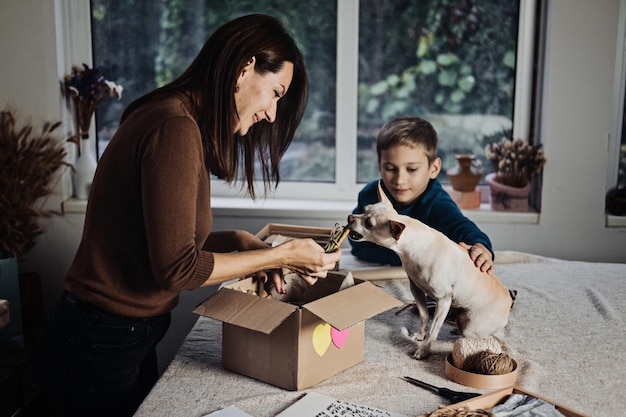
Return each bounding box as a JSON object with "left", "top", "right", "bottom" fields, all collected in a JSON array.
[{"left": 447, "top": 154, "right": 482, "bottom": 192}]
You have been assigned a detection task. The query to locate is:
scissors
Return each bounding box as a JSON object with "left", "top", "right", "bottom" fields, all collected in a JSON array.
[{"left": 402, "top": 376, "right": 481, "bottom": 404}]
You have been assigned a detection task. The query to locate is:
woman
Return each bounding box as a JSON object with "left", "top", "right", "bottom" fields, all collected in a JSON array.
[{"left": 39, "top": 14, "right": 341, "bottom": 416}]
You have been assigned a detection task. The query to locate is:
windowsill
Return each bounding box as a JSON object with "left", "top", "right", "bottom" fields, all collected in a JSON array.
[
  {"left": 62, "top": 197, "right": 541, "bottom": 224},
  {"left": 607, "top": 215, "right": 626, "bottom": 227},
  {"left": 65, "top": 198, "right": 626, "bottom": 226},
  {"left": 62, "top": 198, "right": 88, "bottom": 213}
]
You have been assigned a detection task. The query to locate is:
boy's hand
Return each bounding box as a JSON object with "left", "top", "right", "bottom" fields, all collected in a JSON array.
[{"left": 459, "top": 242, "right": 494, "bottom": 275}]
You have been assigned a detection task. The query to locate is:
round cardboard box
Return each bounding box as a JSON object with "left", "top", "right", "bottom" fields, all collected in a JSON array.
[{"left": 445, "top": 354, "right": 518, "bottom": 390}]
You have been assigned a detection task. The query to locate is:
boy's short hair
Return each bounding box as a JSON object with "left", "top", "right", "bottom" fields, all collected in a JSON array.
[{"left": 376, "top": 116, "right": 439, "bottom": 164}]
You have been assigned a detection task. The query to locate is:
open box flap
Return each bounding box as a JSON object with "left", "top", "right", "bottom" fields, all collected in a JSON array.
[
  {"left": 193, "top": 288, "right": 297, "bottom": 334},
  {"left": 303, "top": 280, "right": 403, "bottom": 330}
]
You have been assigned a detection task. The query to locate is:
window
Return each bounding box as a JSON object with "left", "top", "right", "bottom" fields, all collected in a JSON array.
[
  {"left": 613, "top": 0, "right": 626, "bottom": 191},
  {"left": 607, "top": 0, "right": 626, "bottom": 220},
  {"left": 357, "top": 0, "right": 521, "bottom": 182},
  {"left": 91, "top": 0, "right": 537, "bottom": 201},
  {"left": 91, "top": 0, "right": 338, "bottom": 189},
  {"left": 616, "top": 89, "right": 626, "bottom": 189}
]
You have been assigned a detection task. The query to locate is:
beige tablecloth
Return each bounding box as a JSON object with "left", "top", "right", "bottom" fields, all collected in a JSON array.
[{"left": 135, "top": 252, "right": 626, "bottom": 417}]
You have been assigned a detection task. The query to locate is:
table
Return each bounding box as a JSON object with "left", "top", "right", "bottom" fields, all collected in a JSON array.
[{"left": 135, "top": 252, "right": 626, "bottom": 417}]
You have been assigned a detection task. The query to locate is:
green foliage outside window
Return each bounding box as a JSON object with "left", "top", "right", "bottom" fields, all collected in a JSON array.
[
  {"left": 91, "top": 0, "right": 521, "bottom": 184},
  {"left": 357, "top": 0, "right": 520, "bottom": 181},
  {"left": 92, "top": 0, "right": 337, "bottom": 182}
]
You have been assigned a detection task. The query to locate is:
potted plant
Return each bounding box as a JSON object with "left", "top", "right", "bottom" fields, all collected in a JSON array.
[
  {"left": 484, "top": 137, "right": 547, "bottom": 211},
  {"left": 0, "top": 108, "right": 69, "bottom": 351}
]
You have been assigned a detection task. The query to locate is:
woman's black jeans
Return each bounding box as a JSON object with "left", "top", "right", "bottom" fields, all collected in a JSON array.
[{"left": 38, "top": 291, "right": 170, "bottom": 417}]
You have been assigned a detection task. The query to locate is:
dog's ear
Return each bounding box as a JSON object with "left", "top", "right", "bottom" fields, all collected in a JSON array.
[
  {"left": 377, "top": 180, "right": 392, "bottom": 206},
  {"left": 389, "top": 220, "right": 406, "bottom": 241}
]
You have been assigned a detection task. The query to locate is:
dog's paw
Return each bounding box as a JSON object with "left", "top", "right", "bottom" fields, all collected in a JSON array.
[
  {"left": 413, "top": 346, "right": 430, "bottom": 360},
  {"left": 410, "top": 332, "right": 426, "bottom": 342},
  {"left": 401, "top": 326, "right": 425, "bottom": 342}
]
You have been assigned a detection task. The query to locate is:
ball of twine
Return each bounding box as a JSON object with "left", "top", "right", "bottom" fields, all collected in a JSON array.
[
  {"left": 451, "top": 337, "right": 503, "bottom": 369},
  {"left": 463, "top": 350, "right": 515, "bottom": 375}
]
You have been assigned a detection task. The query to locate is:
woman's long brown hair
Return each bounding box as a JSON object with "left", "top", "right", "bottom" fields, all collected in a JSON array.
[{"left": 122, "top": 14, "right": 308, "bottom": 198}]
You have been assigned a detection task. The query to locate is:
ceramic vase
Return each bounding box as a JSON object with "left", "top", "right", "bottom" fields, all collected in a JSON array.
[
  {"left": 447, "top": 154, "right": 482, "bottom": 192},
  {"left": 485, "top": 172, "right": 531, "bottom": 211},
  {"left": 74, "top": 134, "right": 97, "bottom": 200}
]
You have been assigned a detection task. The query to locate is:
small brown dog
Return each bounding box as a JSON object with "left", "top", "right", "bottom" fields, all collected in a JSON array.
[{"left": 347, "top": 181, "right": 513, "bottom": 359}]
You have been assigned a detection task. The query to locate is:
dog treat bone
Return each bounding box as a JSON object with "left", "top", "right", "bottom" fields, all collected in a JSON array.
[{"left": 325, "top": 224, "right": 350, "bottom": 253}]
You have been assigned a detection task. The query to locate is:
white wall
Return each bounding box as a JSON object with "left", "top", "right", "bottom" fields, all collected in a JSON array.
[
  {"left": 2, "top": 0, "right": 626, "bottom": 374},
  {"left": 481, "top": 0, "right": 626, "bottom": 262}
]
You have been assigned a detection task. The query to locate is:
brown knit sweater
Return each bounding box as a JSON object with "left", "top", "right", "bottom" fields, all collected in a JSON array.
[{"left": 65, "top": 95, "right": 215, "bottom": 318}]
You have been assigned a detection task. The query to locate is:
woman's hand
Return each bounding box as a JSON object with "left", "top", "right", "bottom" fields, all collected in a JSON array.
[
  {"left": 459, "top": 242, "right": 494, "bottom": 274},
  {"left": 252, "top": 268, "right": 285, "bottom": 294},
  {"left": 280, "top": 238, "right": 341, "bottom": 275},
  {"left": 204, "top": 234, "right": 341, "bottom": 290},
  {"left": 250, "top": 238, "right": 341, "bottom": 294},
  {"left": 272, "top": 238, "right": 341, "bottom": 287}
]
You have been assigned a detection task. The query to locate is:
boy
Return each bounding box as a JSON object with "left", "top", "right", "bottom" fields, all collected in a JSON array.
[{"left": 350, "top": 116, "right": 494, "bottom": 274}]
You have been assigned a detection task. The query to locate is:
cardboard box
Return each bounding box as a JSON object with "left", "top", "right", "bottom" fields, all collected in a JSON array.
[
  {"left": 256, "top": 222, "right": 346, "bottom": 269},
  {"left": 255, "top": 223, "right": 336, "bottom": 248},
  {"left": 194, "top": 270, "right": 402, "bottom": 390},
  {"left": 424, "top": 386, "right": 590, "bottom": 417}
]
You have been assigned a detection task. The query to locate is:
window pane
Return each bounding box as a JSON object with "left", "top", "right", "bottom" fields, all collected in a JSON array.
[
  {"left": 357, "top": 0, "right": 520, "bottom": 183},
  {"left": 91, "top": 0, "right": 337, "bottom": 182}
]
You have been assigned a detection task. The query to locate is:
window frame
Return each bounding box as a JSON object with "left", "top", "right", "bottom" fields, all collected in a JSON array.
[
  {"left": 62, "top": 0, "right": 539, "bottom": 204},
  {"left": 605, "top": 0, "right": 626, "bottom": 227},
  {"left": 210, "top": 0, "right": 539, "bottom": 201},
  {"left": 57, "top": 0, "right": 96, "bottom": 204},
  {"left": 609, "top": 0, "right": 626, "bottom": 190}
]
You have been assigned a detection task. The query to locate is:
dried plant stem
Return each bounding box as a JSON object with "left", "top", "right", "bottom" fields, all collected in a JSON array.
[{"left": 0, "top": 109, "right": 70, "bottom": 260}]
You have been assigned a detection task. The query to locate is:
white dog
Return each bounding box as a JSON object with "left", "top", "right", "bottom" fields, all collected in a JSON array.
[{"left": 347, "top": 182, "right": 513, "bottom": 359}]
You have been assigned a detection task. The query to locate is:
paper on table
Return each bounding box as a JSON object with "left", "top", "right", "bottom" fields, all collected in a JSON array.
[
  {"left": 202, "top": 405, "right": 254, "bottom": 417},
  {"left": 339, "top": 254, "right": 407, "bottom": 281},
  {"left": 276, "top": 392, "right": 409, "bottom": 417},
  {"left": 349, "top": 266, "right": 407, "bottom": 280}
]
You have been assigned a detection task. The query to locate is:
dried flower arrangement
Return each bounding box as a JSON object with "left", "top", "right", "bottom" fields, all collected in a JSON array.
[
  {"left": 485, "top": 138, "right": 547, "bottom": 188},
  {"left": 63, "top": 63, "right": 122, "bottom": 154},
  {"left": 0, "top": 109, "right": 70, "bottom": 260}
]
